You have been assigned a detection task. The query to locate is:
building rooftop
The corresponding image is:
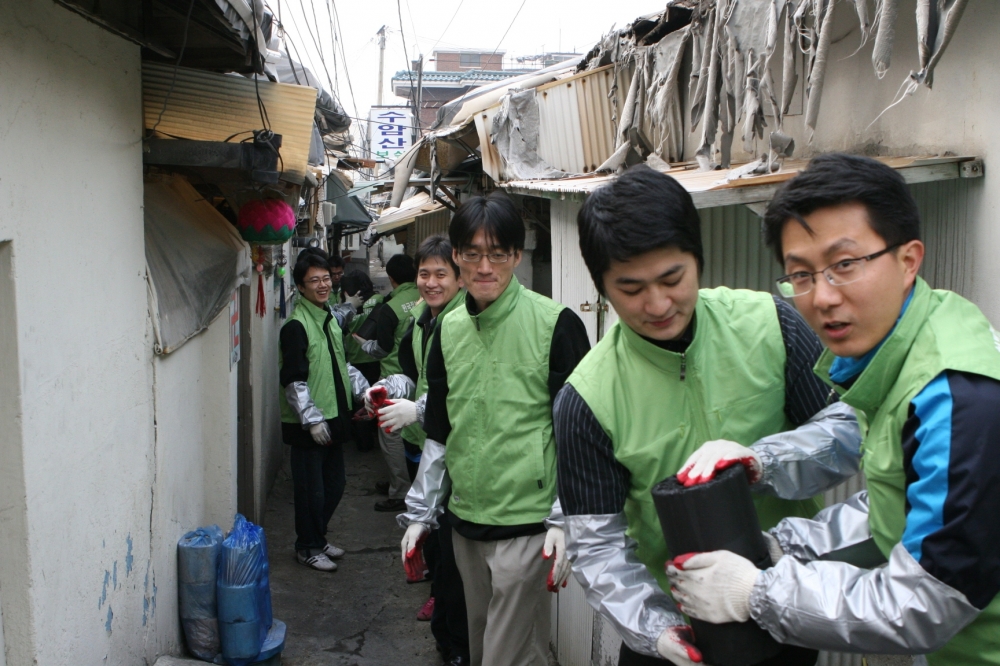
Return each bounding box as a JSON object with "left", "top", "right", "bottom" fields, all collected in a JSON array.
[{"left": 391, "top": 69, "right": 525, "bottom": 86}]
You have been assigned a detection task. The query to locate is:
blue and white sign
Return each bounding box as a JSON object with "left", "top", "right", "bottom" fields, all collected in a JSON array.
[{"left": 369, "top": 106, "right": 413, "bottom": 166}]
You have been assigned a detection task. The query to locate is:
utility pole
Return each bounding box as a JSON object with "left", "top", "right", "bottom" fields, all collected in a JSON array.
[
  {"left": 414, "top": 54, "right": 424, "bottom": 136},
  {"left": 376, "top": 25, "right": 387, "bottom": 106}
]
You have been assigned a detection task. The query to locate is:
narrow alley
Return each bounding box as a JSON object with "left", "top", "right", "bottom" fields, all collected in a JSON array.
[{"left": 266, "top": 444, "right": 441, "bottom": 666}]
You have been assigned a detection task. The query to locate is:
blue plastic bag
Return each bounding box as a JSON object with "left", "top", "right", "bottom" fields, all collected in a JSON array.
[
  {"left": 178, "top": 525, "right": 224, "bottom": 661},
  {"left": 217, "top": 515, "right": 273, "bottom": 666}
]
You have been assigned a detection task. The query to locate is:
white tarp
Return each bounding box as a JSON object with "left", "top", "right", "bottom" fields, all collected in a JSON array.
[{"left": 145, "top": 175, "right": 250, "bottom": 355}]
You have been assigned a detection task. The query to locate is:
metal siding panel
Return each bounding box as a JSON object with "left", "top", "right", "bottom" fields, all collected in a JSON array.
[
  {"left": 699, "top": 205, "right": 782, "bottom": 292},
  {"left": 557, "top": 576, "right": 595, "bottom": 666},
  {"left": 536, "top": 67, "right": 615, "bottom": 175},
  {"left": 142, "top": 62, "right": 318, "bottom": 182},
  {"left": 912, "top": 178, "right": 972, "bottom": 297},
  {"left": 550, "top": 200, "right": 598, "bottom": 344}
]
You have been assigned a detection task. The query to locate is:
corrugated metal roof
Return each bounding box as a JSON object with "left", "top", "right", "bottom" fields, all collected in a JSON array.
[
  {"left": 374, "top": 193, "right": 446, "bottom": 233},
  {"left": 535, "top": 66, "right": 616, "bottom": 174},
  {"left": 392, "top": 69, "right": 519, "bottom": 84},
  {"left": 143, "top": 62, "right": 318, "bottom": 183},
  {"left": 504, "top": 156, "right": 978, "bottom": 208}
]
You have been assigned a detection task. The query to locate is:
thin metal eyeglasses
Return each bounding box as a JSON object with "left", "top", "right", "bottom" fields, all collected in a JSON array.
[
  {"left": 459, "top": 251, "right": 511, "bottom": 264},
  {"left": 776, "top": 243, "right": 901, "bottom": 298},
  {"left": 304, "top": 275, "right": 333, "bottom": 286}
]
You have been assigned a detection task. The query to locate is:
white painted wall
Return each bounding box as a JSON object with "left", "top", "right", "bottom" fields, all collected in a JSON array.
[
  {"left": 0, "top": 2, "right": 257, "bottom": 664},
  {"left": 252, "top": 275, "right": 285, "bottom": 519}
]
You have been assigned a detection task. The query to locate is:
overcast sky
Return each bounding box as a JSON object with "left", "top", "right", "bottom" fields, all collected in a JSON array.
[{"left": 270, "top": 0, "right": 664, "bottom": 133}]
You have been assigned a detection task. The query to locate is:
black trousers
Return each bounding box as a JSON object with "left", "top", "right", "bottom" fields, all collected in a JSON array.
[
  {"left": 430, "top": 518, "right": 470, "bottom": 660},
  {"left": 351, "top": 362, "right": 381, "bottom": 452},
  {"left": 289, "top": 440, "right": 346, "bottom": 555},
  {"left": 618, "top": 641, "right": 818, "bottom": 666}
]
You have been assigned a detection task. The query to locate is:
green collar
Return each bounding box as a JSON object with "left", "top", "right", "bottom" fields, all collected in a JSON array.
[
  {"left": 815, "top": 277, "right": 932, "bottom": 415},
  {"left": 619, "top": 295, "right": 704, "bottom": 376},
  {"left": 466, "top": 277, "right": 522, "bottom": 331},
  {"left": 389, "top": 281, "right": 417, "bottom": 299},
  {"left": 295, "top": 295, "right": 332, "bottom": 326}
]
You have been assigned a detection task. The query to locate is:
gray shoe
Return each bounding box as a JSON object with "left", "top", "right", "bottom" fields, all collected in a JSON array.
[
  {"left": 297, "top": 551, "right": 337, "bottom": 572},
  {"left": 323, "top": 543, "right": 345, "bottom": 560}
]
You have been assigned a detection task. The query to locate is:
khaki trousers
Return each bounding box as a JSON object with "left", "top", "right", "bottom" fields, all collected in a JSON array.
[
  {"left": 452, "top": 530, "right": 551, "bottom": 666},
  {"left": 377, "top": 427, "right": 410, "bottom": 499}
]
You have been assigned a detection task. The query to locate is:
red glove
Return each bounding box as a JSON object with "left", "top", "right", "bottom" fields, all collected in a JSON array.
[
  {"left": 370, "top": 386, "right": 389, "bottom": 409},
  {"left": 404, "top": 533, "right": 429, "bottom": 583}
]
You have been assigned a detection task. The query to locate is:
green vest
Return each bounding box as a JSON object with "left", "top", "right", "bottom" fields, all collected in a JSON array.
[
  {"left": 380, "top": 282, "right": 420, "bottom": 378},
  {"left": 401, "top": 290, "right": 466, "bottom": 448},
  {"left": 345, "top": 293, "right": 384, "bottom": 365},
  {"left": 279, "top": 296, "right": 353, "bottom": 423},
  {"left": 568, "top": 288, "right": 823, "bottom": 592},
  {"left": 440, "top": 277, "right": 564, "bottom": 525},
  {"left": 816, "top": 278, "right": 1000, "bottom": 665}
]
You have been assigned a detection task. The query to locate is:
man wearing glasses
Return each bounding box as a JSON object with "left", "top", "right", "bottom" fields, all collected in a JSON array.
[
  {"left": 280, "top": 251, "right": 371, "bottom": 572},
  {"left": 670, "top": 154, "right": 1000, "bottom": 665},
  {"left": 554, "top": 165, "right": 861, "bottom": 665},
  {"left": 399, "top": 193, "right": 590, "bottom": 666}
]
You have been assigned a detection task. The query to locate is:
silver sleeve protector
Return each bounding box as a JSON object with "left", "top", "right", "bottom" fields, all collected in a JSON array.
[
  {"left": 379, "top": 373, "right": 416, "bottom": 400},
  {"left": 544, "top": 497, "right": 565, "bottom": 530},
  {"left": 750, "top": 542, "right": 980, "bottom": 654},
  {"left": 771, "top": 491, "right": 871, "bottom": 562},
  {"left": 330, "top": 303, "right": 356, "bottom": 330},
  {"left": 347, "top": 364, "right": 370, "bottom": 403},
  {"left": 397, "top": 438, "right": 450, "bottom": 530},
  {"left": 415, "top": 393, "right": 427, "bottom": 425},
  {"left": 284, "top": 381, "right": 324, "bottom": 427},
  {"left": 753, "top": 401, "right": 862, "bottom": 499},
  {"left": 361, "top": 338, "right": 389, "bottom": 359},
  {"left": 566, "top": 513, "right": 687, "bottom": 657}
]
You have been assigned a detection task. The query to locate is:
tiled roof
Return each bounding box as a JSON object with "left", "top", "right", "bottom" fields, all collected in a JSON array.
[{"left": 391, "top": 69, "right": 524, "bottom": 85}]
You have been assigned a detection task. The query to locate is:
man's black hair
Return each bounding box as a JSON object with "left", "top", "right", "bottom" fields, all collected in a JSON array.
[
  {"left": 341, "top": 270, "right": 375, "bottom": 300},
  {"left": 449, "top": 192, "right": 525, "bottom": 253},
  {"left": 328, "top": 254, "right": 346, "bottom": 270},
  {"left": 293, "top": 251, "right": 330, "bottom": 287},
  {"left": 385, "top": 253, "right": 417, "bottom": 284},
  {"left": 577, "top": 164, "right": 703, "bottom": 295},
  {"left": 415, "top": 234, "right": 460, "bottom": 277},
  {"left": 764, "top": 153, "right": 921, "bottom": 263}
]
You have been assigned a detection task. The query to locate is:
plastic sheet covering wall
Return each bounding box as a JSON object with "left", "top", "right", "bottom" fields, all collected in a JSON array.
[
  {"left": 535, "top": 66, "right": 616, "bottom": 175},
  {"left": 142, "top": 62, "right": 318, "bottom": 183},
  {"left": 145, "top": 175, "right": 250, "bottom": 354}
]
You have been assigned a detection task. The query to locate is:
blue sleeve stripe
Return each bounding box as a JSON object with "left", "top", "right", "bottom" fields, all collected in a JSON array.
[{"left": 901, "top": 373, "right": 953, "bottom": 562}]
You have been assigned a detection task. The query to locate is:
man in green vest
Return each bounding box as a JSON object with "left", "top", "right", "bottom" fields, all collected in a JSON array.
[
  {"left": 341, "top": 270, "right": 384, "bottom": 452},
  {"left": 555, "top": 165, "right": 863, "bottom": 665},
  {"left": 329, "top": 253, "right": 345, "bottom": 302},
  {"left": 280, "top": 252, "right": 370, "bottom": 572},
  {"left": 361, "top": 253, "right": 421, "bottom": 511},
  {"left": 365, "top": 235, "right": 470, "bottom": 665},
  {"left": 399, "top": 194, "right": 591, "bottom": 666},
  {"left": 669, "top": 154, "right": 1000, "bottom": 665}
]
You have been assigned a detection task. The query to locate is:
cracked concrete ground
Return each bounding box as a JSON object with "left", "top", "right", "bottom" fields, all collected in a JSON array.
[{"left": 264, "top": 443, "right": 441, "bottom": 666}]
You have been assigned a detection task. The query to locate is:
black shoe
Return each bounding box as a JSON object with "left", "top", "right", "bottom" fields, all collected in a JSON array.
[
  {"left": 448, "top": 657, "right": 470, "bottom": 666},
  {"left": 374, "top": 480, "right": 390, "bottom": 495},
  {"left": 374, "top": 498, "right": 406, "bottom": 512}
]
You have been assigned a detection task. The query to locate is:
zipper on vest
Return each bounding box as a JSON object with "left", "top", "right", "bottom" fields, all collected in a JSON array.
[
  {"left": 474, "top": 316, "right": 481, "bottom": 331},
  {"left": 680, "top": 352, "right": 687, "bottom": 381}
]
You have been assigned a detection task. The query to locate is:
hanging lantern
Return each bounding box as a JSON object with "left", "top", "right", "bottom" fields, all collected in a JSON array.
[{"left": 236, "top": 198, "right": 296, "bottom": 245}]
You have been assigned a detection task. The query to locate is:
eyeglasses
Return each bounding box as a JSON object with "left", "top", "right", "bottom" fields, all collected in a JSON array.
[
  {"left": 776, "top": 244, "right": 901, "bottom": 299},
  {"left": 304, "top": 275, "right": 333, "bottom": 286},
  {"left": 459, "top": 251, "right": 511, "bottom": 264}
]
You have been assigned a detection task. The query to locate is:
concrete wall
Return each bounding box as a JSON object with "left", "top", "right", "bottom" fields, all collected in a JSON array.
[
  {"left": 0, "top": 2, "right": 153, "bottom": 664},
  {"left": 252, "top": 274, "right": 285, "bottom": 519},
  {"left": 0, "top": 2, "right": 274, "bottom": 664},
  {"left": 709, "top": 0, "right": 997, "bottom": 317}
]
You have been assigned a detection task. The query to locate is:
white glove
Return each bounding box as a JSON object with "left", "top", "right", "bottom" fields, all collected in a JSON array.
[
  {"left": 656, "top": 626, "right": 703, "bottom": 665},
  {"left": 762, "top": 531, "right": 784, "bottom": 565},
  {"left": 309, "top": 422, "right": 332, "bottom": 446},
  {"left": 345, "top": 291, "right": 365, "bottom": 310},
  {"left": 378, "top": 398, "right": 418, "bottom": 433},
  {"left": 677, "top": 439, "right": 763, "bottom": 487},
  {"left": 667, "top": 550, "right": 760, "bottom": 624},
  {"left": 542, "top": 527, "right": 571, "bottom": 592},
  {"left": 401, "top": 522, "right": 429, "bottom": 561}
]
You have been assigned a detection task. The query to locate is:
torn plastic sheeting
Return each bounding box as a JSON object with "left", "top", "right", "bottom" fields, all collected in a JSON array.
[
  {"left": 492, "top": 89, "right": 570, "bottom": 181},
  {"left": 145, "top": 175, "right": 250, "bottom": 355}
]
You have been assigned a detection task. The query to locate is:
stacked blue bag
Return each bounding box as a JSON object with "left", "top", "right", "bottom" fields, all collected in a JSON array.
[
  {"left": 179, "top": 516, "right": 285, "bottom": 665},
  {"left": 178, "top": 526, "right": 225, "bottom": 661}
]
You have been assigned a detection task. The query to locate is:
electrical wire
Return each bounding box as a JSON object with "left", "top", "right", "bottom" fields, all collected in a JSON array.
[
  {"left": 488, "top": 0, "right": 528, "bottom": 70},
  {"left": 429, "top": 0, "right": 465, "bottom": 56},
  {"left": 150, "top": 0, "right": 196, "bottom": 136},
  {"left": 396, "top": 0, "right": 420, "bottom": 132}
]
